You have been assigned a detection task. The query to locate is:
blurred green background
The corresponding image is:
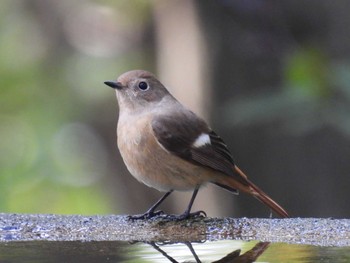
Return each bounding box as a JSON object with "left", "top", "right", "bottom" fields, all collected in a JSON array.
[
  {"left": 1, "top": 0, "right": 350, "bottom": 217},
  {"left": 0, "top": 0, "right": 153, "bottom": 214}
]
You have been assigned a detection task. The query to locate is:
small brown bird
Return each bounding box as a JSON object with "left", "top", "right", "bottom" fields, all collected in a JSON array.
[{"left": 105, "top": 70, "right": 289, "bottom": 220}]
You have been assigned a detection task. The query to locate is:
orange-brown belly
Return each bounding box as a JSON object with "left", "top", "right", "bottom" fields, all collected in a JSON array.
[{"left": 117, "top": 115, "right": 211, "bottom": 192}]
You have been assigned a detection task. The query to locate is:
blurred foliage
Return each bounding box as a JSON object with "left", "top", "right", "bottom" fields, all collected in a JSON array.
[
  {"left": 285, "top": 47, "right": 330, "bottom": 98},
  {"left": 223, "top": 45, "right": 350, "bottom": 136},
  {"left": 0, "top": 0, "right": 152, "bottom": 214}
]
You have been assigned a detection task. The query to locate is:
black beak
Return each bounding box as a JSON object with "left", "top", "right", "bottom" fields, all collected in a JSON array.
[{"left": 104, "top": 81, "right": 123, "bottom": 89}]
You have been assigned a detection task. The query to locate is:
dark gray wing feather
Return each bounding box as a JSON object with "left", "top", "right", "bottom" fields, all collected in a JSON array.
[{"left": 152, "top": 113, "right": 236, "bottom": 177}]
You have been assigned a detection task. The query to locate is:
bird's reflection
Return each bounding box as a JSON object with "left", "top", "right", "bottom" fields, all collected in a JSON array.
[{"left": 146, "top": 241, "right": 270, "bottom": 263}]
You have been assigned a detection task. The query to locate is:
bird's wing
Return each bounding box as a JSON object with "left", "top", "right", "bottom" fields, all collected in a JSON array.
[{"left": 151, "top": 112, "right": 248, "bottom": 189}]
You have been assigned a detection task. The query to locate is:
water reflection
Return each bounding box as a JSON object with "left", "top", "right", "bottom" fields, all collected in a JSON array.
[
  {"left": 0, "top": 240, "right": 349, "bottom": 262},
  {"left": 145, "top": 241, "right": 270, "bottom": 263},
  {"left": 0, "top": 240, "right": 268, "bottom": 262}
]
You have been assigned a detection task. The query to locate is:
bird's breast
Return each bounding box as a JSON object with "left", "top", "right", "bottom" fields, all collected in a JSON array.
[{"left": 116, "top": 113, "right": 211, "bottom": 192}]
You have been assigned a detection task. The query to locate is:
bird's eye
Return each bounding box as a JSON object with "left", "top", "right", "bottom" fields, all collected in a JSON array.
[{"left": 138, "top": 81, "right": 149, "bottom": 90}]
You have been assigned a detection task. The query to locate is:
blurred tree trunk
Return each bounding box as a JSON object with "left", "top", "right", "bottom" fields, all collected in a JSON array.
[{"left": 152, "top": 0, "right": 230, "bottom": 216}]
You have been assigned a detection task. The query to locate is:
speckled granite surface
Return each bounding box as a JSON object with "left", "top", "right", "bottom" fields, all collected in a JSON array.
[{"left": 0, "top": 214, "right": 349, "bottom": 246}]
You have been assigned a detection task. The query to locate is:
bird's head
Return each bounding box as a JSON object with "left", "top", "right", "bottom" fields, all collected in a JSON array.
[{"left": 104, "top": 70, "right": 171, "bottom": 112}]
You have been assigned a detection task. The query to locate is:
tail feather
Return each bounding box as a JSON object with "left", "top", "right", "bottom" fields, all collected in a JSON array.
[
  {"left": 247, "top": 179, "right": 289, "bottom": 218},
  {"left": 215, "top": 165, "right": 289, "bottom": 218},
  {"left": 234, "top": 165, "right": 289, "bottom": 218}
]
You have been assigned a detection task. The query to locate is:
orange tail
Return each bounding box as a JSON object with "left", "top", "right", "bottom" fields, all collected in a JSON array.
[
  {"left": 217, "top": 165, "right": 289, "bottom": 218},
  {"left": 247, "top": 179, "right": 289, "bottom": 218}
]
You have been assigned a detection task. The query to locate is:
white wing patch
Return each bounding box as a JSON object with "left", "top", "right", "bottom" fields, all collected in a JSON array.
[{"left": 192, "top": 133, "right": 211, "bottom": 148}]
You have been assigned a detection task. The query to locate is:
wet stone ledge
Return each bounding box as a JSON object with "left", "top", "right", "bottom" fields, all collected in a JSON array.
[{"left": 0, "top": 213, "right": 349, "bottom": 247}]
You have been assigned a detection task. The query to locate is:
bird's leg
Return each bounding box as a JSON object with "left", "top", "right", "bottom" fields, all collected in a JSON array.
[
  {"left": 150, "top": 242, "right": 201, "bottom": 263},
  {"left": 128, "top": 190, "right": 173, "bottom": 220},
  {"left": 148, "top": 242, "right": 178, "bottom": 263},
  {"left": 166, "top": 186, "right": 206, "bottom": 221},
  {"left": 185, "top": 242, "right": 201, "bottom": 263}
]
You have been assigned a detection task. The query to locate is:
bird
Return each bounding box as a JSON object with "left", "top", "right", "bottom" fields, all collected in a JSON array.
[{"left": 104, "top": 70, "right": 289, "bottom": 220}]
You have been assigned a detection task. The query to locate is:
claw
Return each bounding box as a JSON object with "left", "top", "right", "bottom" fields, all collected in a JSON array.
[
  {"left": 127, "top": 210, "right": 164, "bottom": 220},
  {"left": 164, "top": 210, "right": 207, "bottom": 221},
  {"left": 196, "top": 210, "right": 207, "bottom": 217}
]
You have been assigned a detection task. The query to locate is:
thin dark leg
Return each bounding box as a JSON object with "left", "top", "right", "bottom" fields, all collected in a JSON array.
[
  {"left": 128, "top": 190, "right": 173, "bottom": 220},
  {"left": 167, "top": 186, "right": 206, "bottom": 220},
  {"left": 149, "top": 242, "right": 202, "bottom": 263},
  {"left": 185, "top": 242, "right": 201, "bottom": 263},
  {"left": 149, "top": 242, "right": 178, "bottom": 263},
  {"left": 183, "top": 187, "right": 199, "bottom": 216}
]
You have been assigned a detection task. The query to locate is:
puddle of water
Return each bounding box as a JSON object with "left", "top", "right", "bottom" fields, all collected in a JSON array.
[{"left": 0, "top": 240, "right": 349, "bottom": 263}]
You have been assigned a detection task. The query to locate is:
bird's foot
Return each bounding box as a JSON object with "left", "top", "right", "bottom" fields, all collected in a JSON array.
[
  {"left": 164, "top": 210, "right": 207, "bottom": 221},
  {"left": 127, "top": 210, "right": 164, "bottom": 220}
]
